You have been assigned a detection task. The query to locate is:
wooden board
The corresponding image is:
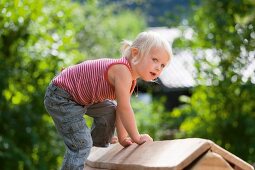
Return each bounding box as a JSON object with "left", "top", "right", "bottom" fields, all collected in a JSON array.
[
  {"left": 209, "top": 142, "right": 253, "bottom": 170},
  {"left": 86, "top": 138, "right": 210, "bottom": 170},
  {"left": 189, "top": 151, "right": 233, "bottom": 170},
  {"left": 84, "top": 165, "right": 107, "bottom": 170},
  {"left": 85, "top": 138, "right": 254, "bottom": 170}
]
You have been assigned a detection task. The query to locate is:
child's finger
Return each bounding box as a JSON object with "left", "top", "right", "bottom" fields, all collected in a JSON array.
[{"left": 110, "top": 136, "right": 118, "bottom": 144}]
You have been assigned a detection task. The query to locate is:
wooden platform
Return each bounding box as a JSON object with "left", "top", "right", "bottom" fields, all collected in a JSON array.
[{"left": 84, "top": 138, "right": 254, "bottom": 170}]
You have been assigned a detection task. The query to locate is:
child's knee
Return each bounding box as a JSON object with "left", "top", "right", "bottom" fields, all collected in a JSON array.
[
  {"left": 91, "top": 116, "right": 115, "bottom": 147},
  {"left": 104, "top": 100, "right": 117, "bottom": 115}
]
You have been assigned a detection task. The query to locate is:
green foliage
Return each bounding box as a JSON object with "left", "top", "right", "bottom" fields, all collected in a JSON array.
[
  {"left": 0, "top": 0, "right": 82, "bottom": 169},
  {"left": 132, "top": 95, "right": 168, "bottom": 140},
  {"left": 77, "top": 2, "right": 145, "bottom": 60},
  {"left": 0, "top": 0, "right": 146, "bottom": 169},
  {"left": 167, "top": 0, "right": 255, "bottom": 163},
  {"left": 176, "top": 84, "right": 255, "bottom": 162}
]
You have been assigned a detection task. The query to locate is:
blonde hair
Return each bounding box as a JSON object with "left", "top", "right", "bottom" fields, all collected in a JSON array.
[{"left": 120, "top": 31, "right": 172, "bottom": 64}]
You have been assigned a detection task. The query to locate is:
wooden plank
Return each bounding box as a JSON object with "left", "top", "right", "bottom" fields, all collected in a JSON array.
[
  {"left": 84, "top": 165, "right": 108, "bottom": 170},
  {"left": 209, "top": 142, "right": 254, "bottom": 170},
  {"left": 189, "top": 151, "right": 233, "bottom": 170},
  {"left": 86, "top": 138, "right": 211, "bottom": 170},
  {"left": 85, "top": 138, "right": 254, "bottom": 170}
]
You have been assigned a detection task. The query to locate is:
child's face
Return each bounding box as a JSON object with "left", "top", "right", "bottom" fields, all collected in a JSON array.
[{"left": 136, "top": 47, "right": 169, "bottom": 81}]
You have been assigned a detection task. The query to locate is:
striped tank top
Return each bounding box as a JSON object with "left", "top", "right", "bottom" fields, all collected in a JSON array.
[{"left": 52, "top": 57, "right": 136, "bottom": 106}]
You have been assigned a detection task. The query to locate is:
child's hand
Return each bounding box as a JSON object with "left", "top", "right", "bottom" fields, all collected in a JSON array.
[
  {"left": 137, "top": 134, "right": 153, "bottom": 145},
  {"left": 119, "top": 137, "right": 133, "bottom": 147},
  {"left": 110, "top": 136, "right": 118, "bottom": 144}
]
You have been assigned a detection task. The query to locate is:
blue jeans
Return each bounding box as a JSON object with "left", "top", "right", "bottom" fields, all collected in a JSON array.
[{"left": 44, "top": 83, "right": 116, "bottom": 170}]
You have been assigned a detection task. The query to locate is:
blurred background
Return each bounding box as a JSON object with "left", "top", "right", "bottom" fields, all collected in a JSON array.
[{"left": 0, "top": 0, "right": 255, "bottom": 169}]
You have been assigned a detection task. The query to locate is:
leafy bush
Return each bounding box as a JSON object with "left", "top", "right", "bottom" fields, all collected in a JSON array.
[
  {"left": 0, "top": 0, "right": 145, "bottom": 169},
  {"left": 167, "top": 0, "right": 255, "bottom": 163}
]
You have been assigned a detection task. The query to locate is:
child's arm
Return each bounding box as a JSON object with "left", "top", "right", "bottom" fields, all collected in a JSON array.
[
  {"left": 114, "top": 67, "right": 140, "bottom": 143},
  {"left": 109, "top": 64, "right": 152, "bottom": 146},
  {"left": 116, "top": 110, "right": 152, "bottom": 147},
  {"left": 115, "top": 112, "right": 133, "bottom": 147}
]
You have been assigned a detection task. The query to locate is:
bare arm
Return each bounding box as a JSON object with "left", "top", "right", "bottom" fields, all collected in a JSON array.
[
  {"left": 108, "top": 64, "right": 153, "bottom": 146},
  {"left": 113, "top": 65, "right": 140, "bottom": 143},
  {"left": 115, "top": 109, "right": 133, "bottom": 146}
]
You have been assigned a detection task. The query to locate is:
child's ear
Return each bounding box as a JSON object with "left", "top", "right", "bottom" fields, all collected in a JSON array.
[{"left": 131, "top": 47, "right": 139, "bottom": 57}]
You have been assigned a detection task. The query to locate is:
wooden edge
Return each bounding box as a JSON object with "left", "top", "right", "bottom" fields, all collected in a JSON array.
[
  {"left": 84, "top": 164, "right": 108, "bottom": 170},
  {"left": 208, "top": 141, "right": 254, "bottom": 170},
  {"left": 177, "top": 138, "right": 212, "bottom": 169},
  {"left": 86, "top": 143, "right": 155, "bottom": 170},
  {"left": 85, "top": 144, "right": 124, "bottom": 169}
]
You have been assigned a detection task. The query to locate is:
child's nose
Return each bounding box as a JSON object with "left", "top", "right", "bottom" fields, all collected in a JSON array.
[{"left": 155, "top": 65, "right": 161, "bottom": 72}]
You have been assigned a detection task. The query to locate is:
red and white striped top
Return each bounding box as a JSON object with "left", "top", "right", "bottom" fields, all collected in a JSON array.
[{"left": 52, "top": 57, "right": 136, "bottom": 106}]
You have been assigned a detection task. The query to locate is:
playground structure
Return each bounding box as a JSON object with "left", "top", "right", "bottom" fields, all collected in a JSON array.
[{"left": 84, "top": 138, "right": 254, "bottom": 170}]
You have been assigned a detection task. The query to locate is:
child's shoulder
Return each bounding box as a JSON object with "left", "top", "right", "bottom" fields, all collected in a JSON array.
[{"left": 79, "top": 57, "right": 129, "bottom": 69}]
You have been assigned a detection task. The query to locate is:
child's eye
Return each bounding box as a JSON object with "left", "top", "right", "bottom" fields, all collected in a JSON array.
[
  {"left": 152, "top": 58, "right": 158, "bottom": 62},
  {"left": 161, "top": 64, "right": 165, "bottom": 68}
]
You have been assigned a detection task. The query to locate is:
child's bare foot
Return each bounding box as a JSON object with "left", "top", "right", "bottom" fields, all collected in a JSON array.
[{"left": 110, "top": 136, "right": 118, "bottom": 144}]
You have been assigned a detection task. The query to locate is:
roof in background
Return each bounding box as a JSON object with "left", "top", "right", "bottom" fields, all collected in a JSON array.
[
  {"left": 160, "top": 50, "right": 196, "bottom": 89},
  {"left": 149, "top": 27, "right": 255, "bottom": 89},
  {"left": 149, "top": 27, "right": 196, "bottom": 89}
]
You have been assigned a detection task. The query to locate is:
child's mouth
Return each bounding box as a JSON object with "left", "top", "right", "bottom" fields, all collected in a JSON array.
[{"left": 150, "top": 72, "right": 156, "bottom": 77}]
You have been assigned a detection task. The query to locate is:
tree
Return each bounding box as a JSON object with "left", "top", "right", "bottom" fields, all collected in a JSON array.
[
  {"left": 169, "top": 0, "right": 255, "bottom": 163},
  {"left": 76, "top": 0, "right": 146, "bottom": 60},
  {"left": 0, "top": 0, "right": 146, "bottom": 169},
  {"left": 0, "top": 0, "right": 83, "bottom": 169}
]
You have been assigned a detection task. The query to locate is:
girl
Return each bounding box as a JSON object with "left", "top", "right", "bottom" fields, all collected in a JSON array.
[{"left": 44, "top": 31, "right": 172, "bottom": 170}]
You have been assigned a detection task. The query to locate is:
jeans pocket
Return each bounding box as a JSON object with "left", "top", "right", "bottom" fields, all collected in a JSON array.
[{"left": 44, "top": 93, "right": 69, "bottom": 114}]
